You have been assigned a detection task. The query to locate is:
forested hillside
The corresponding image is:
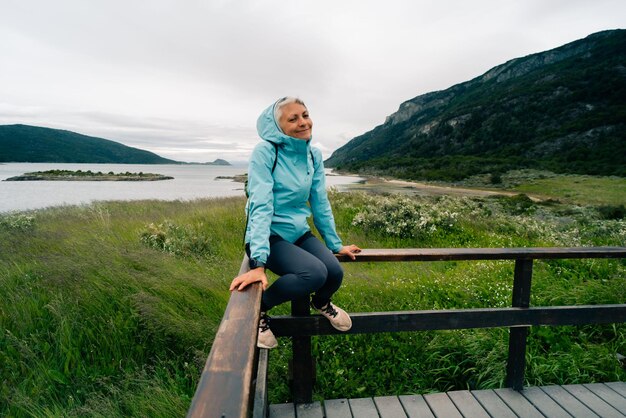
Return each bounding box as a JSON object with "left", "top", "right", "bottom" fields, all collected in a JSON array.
[
  {"left": 0, "top": 124, "right": 176, "bottom": 164},
  {"left": 326, "top": 30, "right": 626, "bottom": 181}
]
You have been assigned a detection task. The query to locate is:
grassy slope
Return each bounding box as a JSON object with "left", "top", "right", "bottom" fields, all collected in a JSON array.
[
  {"left": 513, "top": 175, "right": 626, "bottom": 205},
  {"left": 458, "top": 170, "right": 626, "bottom": 206},
  {"left": 1, "top": 175, "right": 625, "bottom": 416}
]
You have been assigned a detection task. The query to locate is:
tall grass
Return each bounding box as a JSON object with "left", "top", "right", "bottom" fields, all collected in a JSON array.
[
  {"left": 1, "top": 199, "right": 245, "bottom": 417},
  {"left": 1, "top": 183, "right": 625, "bottom": 415}
]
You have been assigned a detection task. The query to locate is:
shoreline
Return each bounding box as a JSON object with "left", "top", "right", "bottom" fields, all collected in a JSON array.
[{"left": 336, "top": 173, "right": 544, "bottom": 201}]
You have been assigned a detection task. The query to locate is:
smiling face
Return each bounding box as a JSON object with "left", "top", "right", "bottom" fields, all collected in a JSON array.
[{"left": 277, "top": 102, "right": 313, "bottom": 140}]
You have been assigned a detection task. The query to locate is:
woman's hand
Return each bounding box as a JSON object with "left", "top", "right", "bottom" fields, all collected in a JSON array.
[
  {"left": 229, "top": 267, "right": 268, "bottom": 291},
  {"left": 337, "top": 244, "right": 362, "bottom": 260}
]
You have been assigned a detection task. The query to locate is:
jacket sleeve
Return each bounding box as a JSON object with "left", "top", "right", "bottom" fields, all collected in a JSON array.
[
  {"left": 309, "top": 147, "right": 343, "bottom": 253},
  {"left": 246, "top": 143, "right": 275, "bottom": 264}
]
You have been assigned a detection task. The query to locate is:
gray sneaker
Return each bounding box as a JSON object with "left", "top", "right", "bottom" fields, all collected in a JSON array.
[
  {"left": 313, "top": 301, "right": 352, "bottom": 331},
  {"left": 257, "top": 312, "right": 278, "bottom": 349}
]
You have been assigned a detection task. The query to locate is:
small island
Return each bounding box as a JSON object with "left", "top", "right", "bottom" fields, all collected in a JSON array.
[
  {"left": 4, "top": 169, "right": 174, "bottom": 181},
  {"left": 215, "top": 173, "right": 247, "bottom": 183}
]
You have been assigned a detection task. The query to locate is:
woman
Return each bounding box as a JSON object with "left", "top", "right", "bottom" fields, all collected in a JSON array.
[{"left": 229, "top": 97, "right": 361, "bottom": 349}]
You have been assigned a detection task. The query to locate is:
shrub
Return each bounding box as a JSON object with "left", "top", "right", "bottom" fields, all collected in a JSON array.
[
  {"left": 490, "top": 173, "right": 503, "bottom": 184},
  {"left": 351, "top": 195, "right": 458, "bottom": 238},
  {"left": 597, "top": 204, "right": 626, "bottom": 220},
  {"left": 140, "top": 221, "right": 212, "bottom": 258},
  {"left": 0, "top": 214, "right": 35, "bottom": 231},
  {"left": 502, "top": 194, "right": 536, "bottom": 215}
]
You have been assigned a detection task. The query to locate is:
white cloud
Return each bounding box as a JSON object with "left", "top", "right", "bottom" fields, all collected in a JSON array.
[{"left": 1, "top": 0, "right": 624, "bottom": 162}]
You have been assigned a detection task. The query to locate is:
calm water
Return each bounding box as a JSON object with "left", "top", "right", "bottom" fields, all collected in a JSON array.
[{"left": 0, "top": 163, "right": 364, "bottom": 213}]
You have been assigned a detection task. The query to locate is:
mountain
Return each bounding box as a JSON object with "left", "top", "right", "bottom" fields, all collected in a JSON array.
[
  {"left": 0, "top": 124, "right": 177, "bottom": 164},
  {"left": 326, "top": 29, "right": 626, "bottom": 181},
  {"left": 204, "top": 159, "right": 231, "bottom": 166}
]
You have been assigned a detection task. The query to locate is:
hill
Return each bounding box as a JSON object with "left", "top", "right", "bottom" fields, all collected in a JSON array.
[
  {"left": 0, "top": 124, "right": 177, "bottom": 164},
  {"left": 326, "top": 29, "right": 626, "bottom": 181}
]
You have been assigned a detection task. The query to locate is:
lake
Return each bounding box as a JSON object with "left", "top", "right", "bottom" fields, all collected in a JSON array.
[{"left": 0, "top": 163, "right": 365, "bottom": 213}]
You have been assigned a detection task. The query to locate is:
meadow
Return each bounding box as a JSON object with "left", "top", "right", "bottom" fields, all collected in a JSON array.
[{"left": 1, "top": 173, "right": 625, "bottom": 416}]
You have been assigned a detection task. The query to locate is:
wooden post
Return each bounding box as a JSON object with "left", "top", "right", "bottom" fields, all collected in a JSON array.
[
  {"left": 290, "top": 296, "right": 314, "bottom": 403},
  {"left": 506, "top": 258, "right": 533, "bottom": 390}
]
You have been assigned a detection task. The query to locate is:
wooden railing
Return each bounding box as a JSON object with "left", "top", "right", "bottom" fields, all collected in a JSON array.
[
  {"left": 186, "top": 259, "right": 264, "bottom": 418},
  {"left": 187, "top": 247, "right": 626, "bottom": 417}
]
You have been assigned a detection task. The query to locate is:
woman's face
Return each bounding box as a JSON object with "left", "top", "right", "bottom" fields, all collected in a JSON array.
[{"left": 278, "top": 103, "right": 313, "bottom": 140}]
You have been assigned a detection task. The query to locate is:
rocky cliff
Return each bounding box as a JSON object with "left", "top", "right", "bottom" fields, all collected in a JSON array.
[{"left": 326, "top": 30, "right": 626, "bottom": 181}]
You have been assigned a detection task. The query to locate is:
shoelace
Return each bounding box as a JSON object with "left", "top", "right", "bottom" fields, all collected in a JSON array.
[
  {"left": 259, "top": 314, "right": 271, "bottom": 332},
  {"left": 321, "top": 303, "right": 338, "bottom": 318}
]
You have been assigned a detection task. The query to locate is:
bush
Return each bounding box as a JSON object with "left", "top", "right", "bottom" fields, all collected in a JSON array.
[
  {"left": 0, "top": 214, "right": 35, "bottom": 231},
  {"left": 351, "top": 195, "right": 458, "bottom": 238},
  {"left": 502, "top": 194, "right": 536, "bottom": 215},
  {"left": 597, "top": 204, "right": 626, "bottom": 220},
  {"left": 490, "top": 173, "right": 503, "bottom": 184},
  {"left": 140, "top": 221, "right": 212, "bottom": 258}
]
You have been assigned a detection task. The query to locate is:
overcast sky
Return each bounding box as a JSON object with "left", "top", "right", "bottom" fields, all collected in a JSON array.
[{"left": 1, "top": 0, "right": 624, "bottom": 164}]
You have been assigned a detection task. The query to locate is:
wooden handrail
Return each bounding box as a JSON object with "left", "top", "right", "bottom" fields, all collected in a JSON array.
[
  {"left": 187, "top": 247, "right": 626, "bottom": 415},
  {"left": 290, "top": 246, "right": 626, "bottom": 402},
  {"left": 186, "top": 281, "right": 262, "bottom": 418},
  {"left": 335, "top": 246, "right": 626, "bottom": 262}
]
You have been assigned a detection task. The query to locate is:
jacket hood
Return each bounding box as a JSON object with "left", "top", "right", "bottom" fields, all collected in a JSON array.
[{"left": 256, "top": 99, "right": 312, "bottom": 148}]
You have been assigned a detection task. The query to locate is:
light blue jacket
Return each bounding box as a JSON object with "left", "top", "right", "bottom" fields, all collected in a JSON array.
[{"left": 245, "top": 101, "right": 343, "bottom": 264}]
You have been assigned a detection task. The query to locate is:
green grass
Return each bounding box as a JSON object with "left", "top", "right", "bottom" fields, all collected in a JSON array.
[
  {"left": 1, "top": 178, "right": 625, "bottom": 415},
  {"left": 458, "top": 169, "right": 626, "bottom": 206},
  {"left": 1, "top": 199, "right": 244, "bottom": 417},
  {"left": 513, "top": 175, "right": 626, "bottom": 206}
]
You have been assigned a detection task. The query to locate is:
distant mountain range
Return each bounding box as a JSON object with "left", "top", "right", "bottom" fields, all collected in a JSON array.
[
  {"left": 326, "top": 29, "right": 626, "bottom": 181},
  {"left": 0, "top": 124, "right": 230, "bottom": 165}
]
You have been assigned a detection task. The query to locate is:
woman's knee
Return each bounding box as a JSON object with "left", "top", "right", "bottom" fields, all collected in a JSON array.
[
  {"left": 325, "top": 262, "right": 344, "bottom": 287},
  {"left": 300, "top": 260, "right": 328, "bottom": 291},
  {"left": 296, "top": 260, "right": 328, "bottom": 293}
]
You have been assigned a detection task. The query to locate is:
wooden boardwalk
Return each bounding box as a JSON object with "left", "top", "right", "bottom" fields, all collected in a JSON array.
[{"left": 269, "top": 382, "right": 626, "bottom": 418}]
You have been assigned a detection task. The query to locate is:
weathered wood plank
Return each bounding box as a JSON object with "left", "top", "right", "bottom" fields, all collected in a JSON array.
[
  {"left": 605, "top": 381, "right": 626, "bottom": 397},
  {"left": 562, "top": 384, "right": 624, "bottom": 418},
  {"left": 520, "top": 386, "right": 572, "bottom": 418},
  {"left": 348, "top": 398, "right": 380, "bottom": 418},
  {"left": 398, "top": 395, "right": 436, "bottom": 418},
  {"left": 374, "top": 396, "right": 407, "bottom": 417},
  {"left": 494, "top": 388, "right": 544, "bottom": 418},
  {"left": 270, "top": 305, "right": 626, "bottom": 336},
  {"left": 187, "top": 283, "right": 262, "bottom": 418},
  {"left": 423, "top": 393, "right": 463, "bottom": 418},
  {"left": 335, "top": 247, "right": 626, "bottom": 262},
  {"left": 295, "top": 402, "right": 324, "bottom": 418},
  {"left": 252, "top": 349, "right": 269, "bottom": 418},
  {"left": 584, "top": 384, "right": 626, "bottom": 415},
  {"left": 541, "top": 385, "right": 599, "bottom": 418},
  {"left": 269, "top": 403, "right": 295, "bottom": 418},
  {"left": 273, "top": 383, "right": 626, "bottom": 418},
  {"left": 472, "top": 389, "right": 517, "bottom": 418},
  {"left": 446, "top": 390, "right": 490, "bottom": 418},
  {"left": 323, "top": 399, "right": 352, "bottom": 418}
]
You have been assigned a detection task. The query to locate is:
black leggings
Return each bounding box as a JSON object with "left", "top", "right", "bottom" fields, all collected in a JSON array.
[{"left": 248, "top": 232, "right": 344, "bottom": 312}]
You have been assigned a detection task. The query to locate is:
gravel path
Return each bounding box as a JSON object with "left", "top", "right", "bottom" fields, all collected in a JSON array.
[{"left": 340, "top": 177, "right": 543, "bottom": 201}]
